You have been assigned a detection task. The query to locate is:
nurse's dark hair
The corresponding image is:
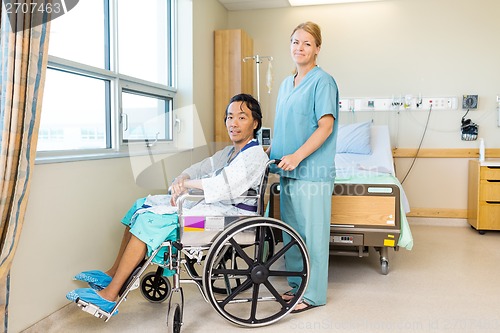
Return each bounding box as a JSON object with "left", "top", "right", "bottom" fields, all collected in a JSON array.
[{"left": 225, "top": 93, "right": 262, "bottom": 139}]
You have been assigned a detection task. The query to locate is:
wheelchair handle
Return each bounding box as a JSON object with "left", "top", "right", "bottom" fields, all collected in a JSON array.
[{"left": 271, "top": 159, "right": 281, "bottom": 165}]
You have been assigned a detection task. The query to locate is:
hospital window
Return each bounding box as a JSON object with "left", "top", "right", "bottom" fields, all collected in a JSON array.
[{"left": 38, "top": 0, "right": 175, "bottom": 160}]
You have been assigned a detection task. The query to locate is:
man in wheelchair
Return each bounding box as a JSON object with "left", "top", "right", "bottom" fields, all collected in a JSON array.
[{"left": 66, "top": 93, "right": 269, "bottom": 314}]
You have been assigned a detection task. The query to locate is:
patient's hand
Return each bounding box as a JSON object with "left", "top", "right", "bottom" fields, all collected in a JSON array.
[
  {"left": 170, "top": 175, "right": 188, "bottom": 193},
  {"left": 170, "top": 187, "right": 181, "bottom": 206},
  {"left": 170, "top": 195, "right": 177, "bottom": 206},
  {"left": 170, "top": 177, "right": 188, "bottom": 206},
  {"left": 169, "top": 175, "right": 201, "bottom": 206}
]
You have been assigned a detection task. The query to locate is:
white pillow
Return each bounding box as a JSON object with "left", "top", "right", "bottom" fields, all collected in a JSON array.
[{"left": 337, "top": 121, "right": 372, "bottom": 154}]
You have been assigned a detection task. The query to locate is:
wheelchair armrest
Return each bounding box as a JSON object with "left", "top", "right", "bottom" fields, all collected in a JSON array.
[
  {"left": 188, "top": 188, "right": 204, "bottom": 196},
  {"left": 177, "top": 192, "right": 205, "bottom": 216}
]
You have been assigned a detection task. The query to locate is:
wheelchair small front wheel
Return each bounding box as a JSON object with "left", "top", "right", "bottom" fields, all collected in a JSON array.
[
  {"left": 167, "top": 302, "right": 182, "bottom": 333},
  {"left": 140, "top": 271, "right": 171, "bottom": 303}
]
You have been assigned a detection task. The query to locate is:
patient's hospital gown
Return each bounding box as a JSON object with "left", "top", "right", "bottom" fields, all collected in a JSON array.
[{"left": 121, "top": 140, "right": 269, "bottom": 266}]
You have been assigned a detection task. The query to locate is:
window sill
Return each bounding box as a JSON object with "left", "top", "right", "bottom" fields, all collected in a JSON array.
[{"left": 35, "top": 146, "right": 192, "bottom": 165}]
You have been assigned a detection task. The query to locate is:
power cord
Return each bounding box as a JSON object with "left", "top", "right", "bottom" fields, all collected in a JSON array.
[{"left": 401, "top": 104, "right": 433, "bottom": 184}]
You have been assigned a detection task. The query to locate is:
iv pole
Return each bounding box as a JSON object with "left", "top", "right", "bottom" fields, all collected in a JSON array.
[
  {"left": 242, "top": 55, "right": 273, "bottom": 102},
  {"left": 243, "top": 55, "right": 273, "bottom": 146}
]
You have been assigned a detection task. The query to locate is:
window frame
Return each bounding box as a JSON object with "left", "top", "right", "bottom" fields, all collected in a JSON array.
[
  {"left": 36, "top": 0, "right": 177, "bottom": 164},
  {"left": 119, "top": 81, "right": 175, "bottom": 145}
]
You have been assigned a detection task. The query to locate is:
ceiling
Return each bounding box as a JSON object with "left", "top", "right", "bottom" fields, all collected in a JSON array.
[
  {"left": 217, "top": 0, "right": 292, "bottom": 11},
  {"left": 217, "top": 0, "right": 386, "bottom": 11}
]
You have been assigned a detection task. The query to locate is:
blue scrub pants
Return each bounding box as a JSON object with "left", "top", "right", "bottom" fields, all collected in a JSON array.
[{"left": 280, "top": 177, "right": 334, "bottom": 306}]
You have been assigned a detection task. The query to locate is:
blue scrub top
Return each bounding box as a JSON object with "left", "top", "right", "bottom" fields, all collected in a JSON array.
[{"left": 270, "top": 66, "right": 339, "bottom": 181}]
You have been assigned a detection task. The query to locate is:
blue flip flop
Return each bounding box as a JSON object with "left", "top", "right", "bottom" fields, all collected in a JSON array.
[
  {"left": 66, "top": 288, "right": 117, "bottom": 314},
  {"left": 74, "top": 270, "right": 112, "bottom": 290}
]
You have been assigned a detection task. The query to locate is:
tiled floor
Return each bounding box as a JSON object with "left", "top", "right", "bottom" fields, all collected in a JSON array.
[{"left": 23, "top": 221, "right": 500, "bottom": 333}]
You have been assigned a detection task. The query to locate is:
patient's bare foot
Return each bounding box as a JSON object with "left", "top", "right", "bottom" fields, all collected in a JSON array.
[{"left": 98, "top": 289, "right": 118, "bottom": 303}]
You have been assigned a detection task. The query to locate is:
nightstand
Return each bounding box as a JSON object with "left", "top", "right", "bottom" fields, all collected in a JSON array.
[{"left": 468, "top": 159, "right": 500, "bottom": 234}]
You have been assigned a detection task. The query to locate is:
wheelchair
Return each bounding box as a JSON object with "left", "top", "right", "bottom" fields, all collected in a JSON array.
[{"left": 74, "top": 160, "right": 310, "bottom": 332}]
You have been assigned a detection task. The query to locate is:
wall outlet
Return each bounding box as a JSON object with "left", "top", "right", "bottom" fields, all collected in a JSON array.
[
  {"left": 421, "top": 97, "right": 458, "bottom": 110},
  {"left": 339, "top": 99, "right": 351, "bottom": 111},
  {"left": 462, "top": 95, "right": 478, "bottom": 109}
]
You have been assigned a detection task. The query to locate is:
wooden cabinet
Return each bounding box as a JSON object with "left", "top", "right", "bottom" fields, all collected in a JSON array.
[
  {"left": 468, "top": 159, "right": 500, "bottom": 233},
  {"left": 214, "top": 29, "right": 254, "bottom": 144}
]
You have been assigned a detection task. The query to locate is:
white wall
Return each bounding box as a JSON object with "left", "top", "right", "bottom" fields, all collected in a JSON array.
[
  {"left": 193, "top": 0, "right": 228, "bottom": 149},
  {"left": 10, "top": 158, "right": 154, "bottom": 332},
  {"left": 8, "top": 0, "right": 228, "bottom": 331},
  {"left": 226, "top": 0, "right": 500, "bottom": 212}
]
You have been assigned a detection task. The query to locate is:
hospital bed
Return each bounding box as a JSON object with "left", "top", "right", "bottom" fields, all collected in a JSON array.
[
  {"left": 73, "top": 160, "right": 310, "bottom": 332},
  {"left": 269, "top": 123, "right": 413, "bottom": 275}
]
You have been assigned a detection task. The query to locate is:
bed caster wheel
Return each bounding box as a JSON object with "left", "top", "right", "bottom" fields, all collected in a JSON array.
[
  {"left": 167, "top": 302, "right": 182, "bottom": 333},
  {"left": 140, "top": 271, "right": 171, "bottom": 303},
  {"left": 380, "top": 260, "right": 389, "bottom": 275}
]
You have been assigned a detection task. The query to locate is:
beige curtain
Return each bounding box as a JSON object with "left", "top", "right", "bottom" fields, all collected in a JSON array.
[{"left": 0, "top": 2, "right": 50, "bottom": 331}]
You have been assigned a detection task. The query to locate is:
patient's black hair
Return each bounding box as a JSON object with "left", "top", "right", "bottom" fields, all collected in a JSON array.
[{"left": 225, "top": 93, "right": 262, "bottom": 139}]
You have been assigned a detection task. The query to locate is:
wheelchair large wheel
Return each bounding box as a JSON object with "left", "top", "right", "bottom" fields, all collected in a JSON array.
[
  {"left": 186, "top": 226, "right": 275, "bottom": 295},
  {"left": 202, "top": 217, "right": 309, "bottom": 327}
]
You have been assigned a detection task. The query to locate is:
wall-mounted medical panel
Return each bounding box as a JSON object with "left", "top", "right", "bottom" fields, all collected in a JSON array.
[{"left": 339, "top": 96, "right": 459, "bottom": 112}]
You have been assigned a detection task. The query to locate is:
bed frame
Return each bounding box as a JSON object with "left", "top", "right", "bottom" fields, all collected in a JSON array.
[
  {"left": 329, "top": 182, "right": 400, "bottom": 274},
  {"left": 269, "top": 182, "right": 400, "bottom": 275}
]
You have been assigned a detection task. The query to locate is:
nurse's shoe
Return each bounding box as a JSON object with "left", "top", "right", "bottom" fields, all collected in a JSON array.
[
  {"left": 74, "top": 270, "right": 112, "bottom": 290},
  {"left": 281, "top": 290, "right": 295, "bottom": 302},
  {"left": 66, "top": 288, "right": 117, "bottom": 314}
]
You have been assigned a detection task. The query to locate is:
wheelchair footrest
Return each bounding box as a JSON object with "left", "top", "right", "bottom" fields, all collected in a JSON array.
[{"left": 75, "top": 298, "right": 117, "bottom": 320}]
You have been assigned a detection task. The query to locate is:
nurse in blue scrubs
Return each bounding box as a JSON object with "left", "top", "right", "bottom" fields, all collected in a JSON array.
[{"left": 269, "top": 21, "right": 339, "bottom": 313}]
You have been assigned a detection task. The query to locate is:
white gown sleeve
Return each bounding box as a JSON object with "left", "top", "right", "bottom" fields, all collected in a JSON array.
[
  {"left": 182, "top": 146, "right": 231, "bottom": 179},
  {"left": 201, "top": 146, "right": 268, "bottom": 204}
]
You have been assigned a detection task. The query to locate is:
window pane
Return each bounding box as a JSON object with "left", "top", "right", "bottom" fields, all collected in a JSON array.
[
  {"left": 38, "top": 0, "right": 175, "bottom": 157},
  {"left": 39, "top": 69, "right": 109, "bottom": 151},
  {"left": 118, "top": 0, "right": 169, "bottom": 85},
  {"left": 49, "top": 0, "right": 106, "bottom": 68},
  {"left": 122, "top": 91, "right": 171, "bottom": 143}
]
